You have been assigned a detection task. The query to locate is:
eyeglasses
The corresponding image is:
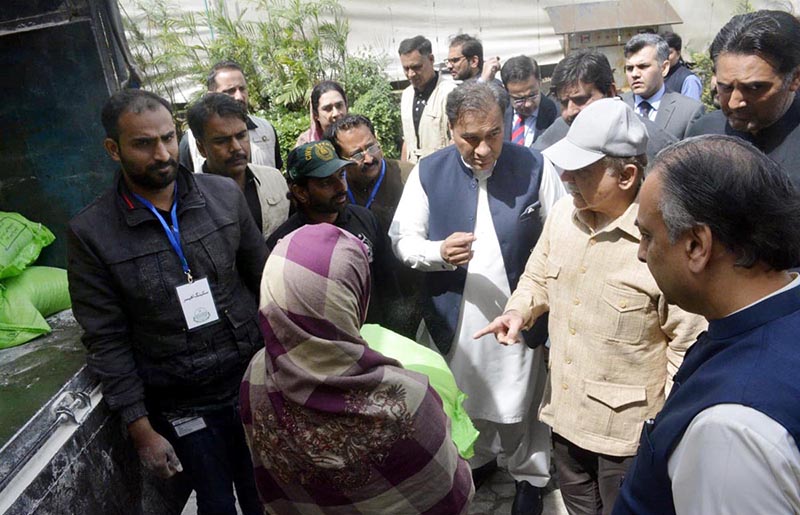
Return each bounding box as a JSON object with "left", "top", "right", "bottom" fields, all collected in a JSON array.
[
  {"left": 511, "top": 92, "right": 541, "bottom": 107},
  {"left": 445, "top": 55, "right": 466, "bottom": 65},
  {"left": 347, "top": 142, "right": 382, "bottom": 162}
]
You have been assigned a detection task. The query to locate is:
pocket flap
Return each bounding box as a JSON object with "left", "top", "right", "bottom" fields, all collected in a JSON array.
[
  {"left": 584, "top": 379, "right": 646, "bottom": 410},
  {"left": 601, "top": 283, "right": 649, "bottom": 313},
  {"left": 545, "top": 259, "right": 561, "bottom": 279}
]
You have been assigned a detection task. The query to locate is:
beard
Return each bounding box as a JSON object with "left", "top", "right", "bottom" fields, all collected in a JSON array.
[{"left": 122, "top": 156, "right": 179, "bottom": 191}]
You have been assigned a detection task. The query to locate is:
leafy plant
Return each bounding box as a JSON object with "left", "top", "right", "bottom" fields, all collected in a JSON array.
[{"left": 122, "top": 0, "right": 401, "bottom": 158}]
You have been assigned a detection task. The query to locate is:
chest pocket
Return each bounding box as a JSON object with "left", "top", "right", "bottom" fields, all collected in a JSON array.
[{"left": 599, "top": 282, "right": 650, "bottom": 344}]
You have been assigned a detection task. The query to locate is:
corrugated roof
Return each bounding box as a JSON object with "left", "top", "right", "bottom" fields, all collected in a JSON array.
[{"left": 546, "top": 0, "right": 682, "bottom": 34}]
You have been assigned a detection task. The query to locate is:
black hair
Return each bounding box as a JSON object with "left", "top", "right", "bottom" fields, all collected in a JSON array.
[
  {"left": 500, "top": 55, "right": 541, "bottom": 85},
  {"left": 398, "top": 35, "right": 432, "bottom": 56},
  {"left": 324, "top": 114, "right": 376, "bottom": 155},
  {"left": 654, "top": 135, "right": 800, "bottom": 270},
  {"left": 311, "top": 81, "right": 347, "bottom": 116},
  {"left": 186, "top": 92, "right": 247, "bottom": 141},
  {"left": 101, "top": 89, "right": 172, "bottom": 141},
  {"left": 660, "top": 31, "right": 682, "bottom": 52},
  {"left": 450, "top": 34, "right": 484, "bottom": 69},
  {"left": 550, "top": 49, "right": 615, "bottom": 97},
  {"left": 206, "top": 60, "right": 245, "bottom": 90},
  {"left": 710, "top": 10, "right": 800, "bottom": 75},
  {"left": 446, "top": 80, "right": 508, "bottom": 126}
]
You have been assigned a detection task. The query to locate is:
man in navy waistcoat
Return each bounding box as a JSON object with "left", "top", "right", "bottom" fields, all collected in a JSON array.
[
  {"left": 615, "top": 134, "right": 800, "bottom": 514},
  {"left": 390, "top": 81, "right": 565, "bottom": 514}
]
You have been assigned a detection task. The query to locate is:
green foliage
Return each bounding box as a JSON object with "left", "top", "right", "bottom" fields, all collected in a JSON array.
[
  {"left": 123, "top": 0, "right": 401, "bottom": 160},
  {"left": 345, "top": 55, "right": 402, "bottom": 158},
  {"left": 689, "top": 51, "right": 717, "bottom": 112}
]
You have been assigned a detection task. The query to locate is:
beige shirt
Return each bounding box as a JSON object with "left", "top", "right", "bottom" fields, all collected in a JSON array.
[
  {"left": 400, "top": 75, "right": 457, "bottom": 164},
  {"left": 506, "top": 196, "right": 707, "bottom": 456}
]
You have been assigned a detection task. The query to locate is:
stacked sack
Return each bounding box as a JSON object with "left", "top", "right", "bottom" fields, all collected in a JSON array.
[{"left": 0, "top": 212, "right": 71, "bottom": 349}]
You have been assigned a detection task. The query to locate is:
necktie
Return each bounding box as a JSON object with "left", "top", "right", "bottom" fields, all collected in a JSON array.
[
  {"left": 638, "top": 101, "right": 653, "bottom": 120},
  {"left": 511, "top": 115, "right": 526, "bottom": 145}
]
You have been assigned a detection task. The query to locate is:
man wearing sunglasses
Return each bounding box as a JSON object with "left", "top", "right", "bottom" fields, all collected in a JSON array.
[
  {"left": 534, "top": 49, "right": 677, "bottom": 164},
  {"left": 500, "top": 56, "right": 559, "bottom": 147}
]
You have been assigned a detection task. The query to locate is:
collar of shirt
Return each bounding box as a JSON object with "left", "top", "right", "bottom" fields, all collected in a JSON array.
[
  {"left": 245, "top": 116, "right": 257, "bottom": 130},
  {"left": 635, "top": 84, "right": 666, "bottom": 112},
  {"left": 458, "top": 154, "right": 496, "bottom": 181},
  {"left": 571, "top": 199, "right": 640, "bottom": 240},
  {"left": 728, "top": 273, "right": 800, "bottom": 316},
  {"left": 414, "top": 72, "right": 439, "bottom": 101}
]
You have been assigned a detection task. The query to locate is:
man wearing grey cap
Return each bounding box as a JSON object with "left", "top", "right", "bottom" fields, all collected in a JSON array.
[{"left": 476, "top": 98, "right": 705, "bottom": 515}]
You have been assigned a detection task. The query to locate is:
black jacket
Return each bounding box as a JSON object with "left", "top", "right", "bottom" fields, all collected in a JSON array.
[{"left": 67, "top": 168, "right": 268, "bottom": 424}]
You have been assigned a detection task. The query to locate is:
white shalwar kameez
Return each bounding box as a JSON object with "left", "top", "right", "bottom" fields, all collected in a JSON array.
[{"left": 391, "top": 162, "right": 555, "bottom": 486}]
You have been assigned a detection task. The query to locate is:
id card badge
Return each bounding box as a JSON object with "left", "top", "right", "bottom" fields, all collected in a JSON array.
[
  {"left": 169, "top": 416, "right": 207, "bottom": 438},
  {"left": 176, "top": 277, "right": 220, "bottom": 330}
]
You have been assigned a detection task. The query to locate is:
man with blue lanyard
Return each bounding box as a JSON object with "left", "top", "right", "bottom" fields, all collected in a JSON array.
[
  {"left": 327, "top": 114, "right": 421, "bottom": 338},
  {"left": 67, "top": 89, "right": 267, "bottom": 515},
  {"left": 325, "top": 114, "right": 410, "bottom": 235}
]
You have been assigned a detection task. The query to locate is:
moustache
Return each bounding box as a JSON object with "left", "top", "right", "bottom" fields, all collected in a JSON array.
[
  {"left": 226, "top": 153, "right": 248, "bottom": 165},
  {"left": 564, "top": 183, "right": 580, "bottom": 195},
  {"left": 147, "top": 159, "right": 178, "bottom": 173}
]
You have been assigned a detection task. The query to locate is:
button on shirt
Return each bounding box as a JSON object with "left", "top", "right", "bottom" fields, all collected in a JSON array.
[
  {"left": 412, "top": 73, "right": 439, "bottom": 141},
  {"left": 505, "top": 197, "right": 706, "bottom": 456},
  {"left": 635, "top": 85, "right": 667, "bottom": 122}
]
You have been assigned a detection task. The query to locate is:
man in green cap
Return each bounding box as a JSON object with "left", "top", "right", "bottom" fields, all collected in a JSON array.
[{"left": 267, "top": 142, "right": 397, "bottom": 321}]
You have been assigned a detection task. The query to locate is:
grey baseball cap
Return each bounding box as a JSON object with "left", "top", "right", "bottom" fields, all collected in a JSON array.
[{"left": 543, "top": 98, "right": 648, "bottom": 171}]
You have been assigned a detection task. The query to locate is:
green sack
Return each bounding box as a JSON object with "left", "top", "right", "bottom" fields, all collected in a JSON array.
[
  {"left": 361, "top": 324, "right": 479, "bottom": 459},
  {"left": 0, "top": 212, "right": 56, "bottom": 280},
  {"left": 0, "top": 266, "right": 71, "bottom": 349}
]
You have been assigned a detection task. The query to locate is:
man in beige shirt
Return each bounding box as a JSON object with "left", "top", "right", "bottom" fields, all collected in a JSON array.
[{"left": 476, "top": 98, "right": 706, "bottom": 515}]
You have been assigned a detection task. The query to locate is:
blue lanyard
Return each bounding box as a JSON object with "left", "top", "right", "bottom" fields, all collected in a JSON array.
[
  {"left": 131, "top": 183, "right": 193, "bottom": 282},
  {"left": 346, "top": 159, "right": 385, "bottom": 209}
]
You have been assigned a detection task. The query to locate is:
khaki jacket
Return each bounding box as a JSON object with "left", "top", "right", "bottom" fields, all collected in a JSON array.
[
  {"left": 401, "top": 74, "right": 457, "bottom": 164},
  {"left": 249, "top": 164, "right": 289, "bottom": 240},
  {"left": 506, "top": 198, "right": 707, "bottom": 456}
]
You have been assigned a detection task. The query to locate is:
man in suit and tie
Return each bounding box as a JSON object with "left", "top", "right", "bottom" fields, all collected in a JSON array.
[
  {"left": 622, "top": 34, "right": 704, "bottom": 140},
  {"left": 501, "top": 56, "right": 558, "bottom": 147}
]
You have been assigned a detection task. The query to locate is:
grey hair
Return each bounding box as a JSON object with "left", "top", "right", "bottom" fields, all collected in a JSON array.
[
  {"left": 445, "top": 81, "right": 509, "bottom": 126},
  {"left": 653, "top": 135, "right": 800, "bottom": 270},
  {"left": 624, "top": 33, "right": 670, "bottom": 64}
]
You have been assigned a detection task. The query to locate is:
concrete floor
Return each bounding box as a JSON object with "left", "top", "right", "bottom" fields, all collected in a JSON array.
[{"left": 181, "top": 466, "right": 569, "bottom": 514}]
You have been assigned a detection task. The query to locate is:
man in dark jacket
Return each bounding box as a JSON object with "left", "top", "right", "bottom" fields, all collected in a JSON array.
[
  {"left": 67, "top": 89, "right": 267, "bottom": 515},
  {"left": 500, "top": 55, "right": 558, "bottom": 147}
]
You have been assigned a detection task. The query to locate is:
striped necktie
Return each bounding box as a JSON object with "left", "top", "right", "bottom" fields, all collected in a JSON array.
[{"left": 511, "top": 114, "right": 526, "bottom": 145}]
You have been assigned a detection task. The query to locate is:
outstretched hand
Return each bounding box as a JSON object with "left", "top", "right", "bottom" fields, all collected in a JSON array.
[{"left": 473, "top": 310, "right": 525, "bottom": 345}]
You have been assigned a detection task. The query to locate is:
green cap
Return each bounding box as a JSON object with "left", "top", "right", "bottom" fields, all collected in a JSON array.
[{"left": 287, "top": 141, "right": 354, "bottom": 181}]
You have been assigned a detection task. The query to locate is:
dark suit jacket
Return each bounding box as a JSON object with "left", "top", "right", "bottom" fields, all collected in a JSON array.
[
  {"left": 504, "top": 94, "right": 559, "bottom": 146},
  {"left": 622, "top": 91, "right": 705, "bottom": 140}
]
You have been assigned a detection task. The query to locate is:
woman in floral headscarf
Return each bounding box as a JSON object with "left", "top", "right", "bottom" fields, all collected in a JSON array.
[{"left": 240, "top": 223, "right": 473, "bottom": 514}]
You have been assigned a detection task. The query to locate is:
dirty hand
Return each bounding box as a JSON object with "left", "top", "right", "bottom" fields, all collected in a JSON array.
[
  {"left": 440, "top": 232, "right": 476, "bottom": 266},
  {"left": 473, "top": 310, "right": 525, "bottom": 345},
  {"left": 129, "top": 417, "right": 183, "bottom": 478}
]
